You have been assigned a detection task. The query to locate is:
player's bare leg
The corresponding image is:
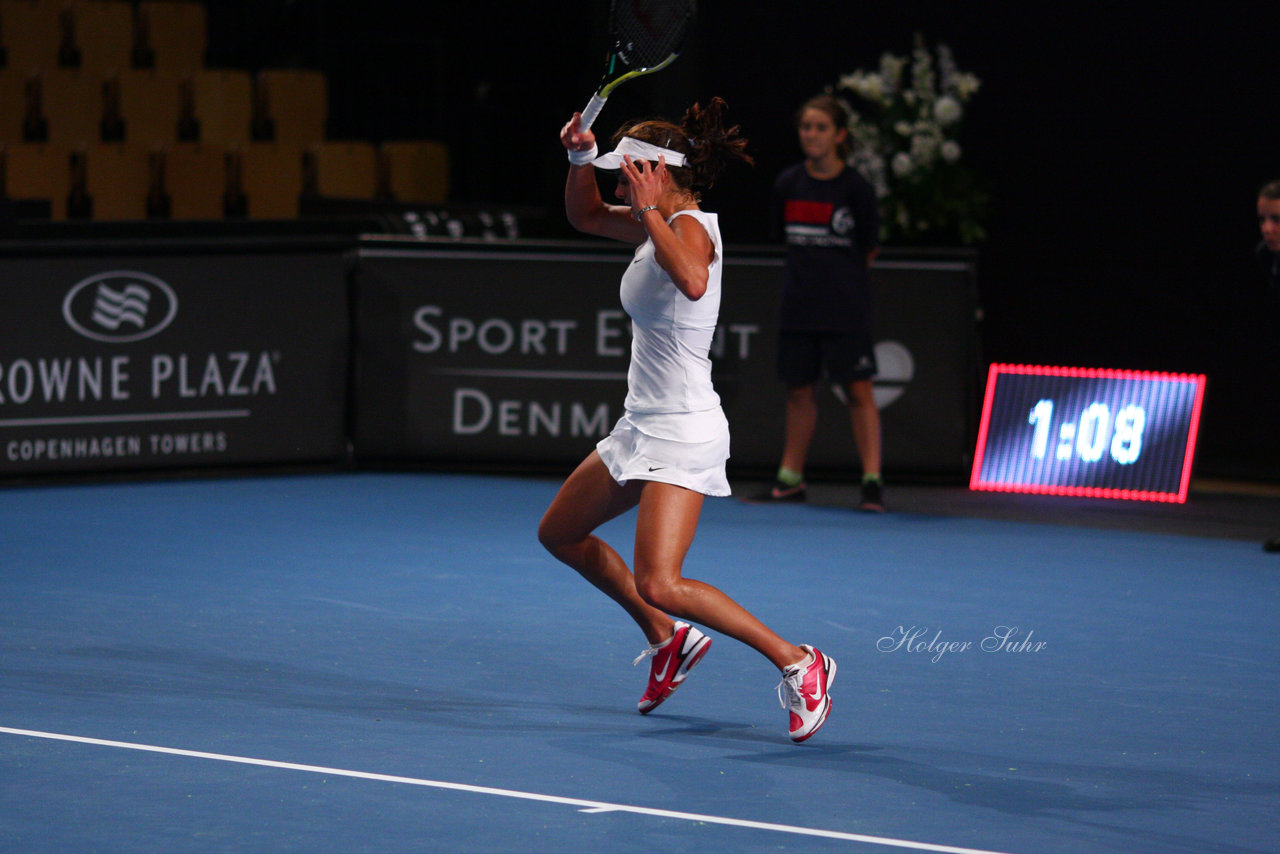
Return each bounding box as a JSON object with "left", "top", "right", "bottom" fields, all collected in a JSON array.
[
  {"left": 538, "top": 452, "right": 673, "bottom": 644},
  {"left": 631, "top": 481, "right": 805, "bottom": 670}
]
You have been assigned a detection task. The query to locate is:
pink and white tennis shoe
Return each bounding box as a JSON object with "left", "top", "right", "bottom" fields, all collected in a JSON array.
[
  {"left": 777, "top": 645, "right": 837, "bottom": 742},
  {"left": 634, "top": 621, "right": 712, "bottom": 714}
]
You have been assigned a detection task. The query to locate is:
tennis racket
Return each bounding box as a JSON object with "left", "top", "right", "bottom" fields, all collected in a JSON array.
[{"left": 579, "top": 0, "right": 697, "bottom": 131}]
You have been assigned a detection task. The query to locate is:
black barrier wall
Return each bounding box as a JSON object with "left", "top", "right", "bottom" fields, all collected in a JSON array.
[
  {"left": 352, "top": 242, "right": 979, "bottom": 477},
  {"left": 0, "top": 243, "right": 350, "bottom": 475},
  {"left": 0, "top": 238, "right": 977, "bottom": 480}
]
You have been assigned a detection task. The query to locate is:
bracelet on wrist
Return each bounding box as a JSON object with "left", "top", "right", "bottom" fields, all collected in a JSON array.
[
  {"left": 567, "top": 144, "right": 598, "bottom": 166},
  {"left": 633, "top": 205, "right": 660, "bottom": 222}
]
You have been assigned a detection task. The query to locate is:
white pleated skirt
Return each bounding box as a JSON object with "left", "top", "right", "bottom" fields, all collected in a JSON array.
[{"left": 595, "top": 410, "right": 731, "bottom": 497}]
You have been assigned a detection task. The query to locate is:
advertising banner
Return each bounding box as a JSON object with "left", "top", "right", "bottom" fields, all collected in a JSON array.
[
  {"left": 353, "top": 244, "right": 978, "bottom": 477},
  {"left": 0, "top": 249, "right": 350, "bottom": 475}
]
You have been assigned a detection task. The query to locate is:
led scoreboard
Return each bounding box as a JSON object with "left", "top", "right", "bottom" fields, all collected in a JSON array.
[{"left": 970, "top": 364, "right": 1207, "bottom": 503}]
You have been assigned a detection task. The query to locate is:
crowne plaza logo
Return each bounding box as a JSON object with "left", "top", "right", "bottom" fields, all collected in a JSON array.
[{"left": 62, "top": 271, "right": 178, "bottom": 343}]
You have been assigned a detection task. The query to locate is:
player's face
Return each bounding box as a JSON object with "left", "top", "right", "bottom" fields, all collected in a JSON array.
[
  {"left": 798, "top": 108, "right": 846, "bottom": 161},
  {"left": 614, "top": 162, "right": 662, "bottom": 205},
  {"left": 614, "top": 172, "right": 637, "bottom": 206},
  {"left": 1258, "top": 196, "right": 1280, "bottom": 252}
]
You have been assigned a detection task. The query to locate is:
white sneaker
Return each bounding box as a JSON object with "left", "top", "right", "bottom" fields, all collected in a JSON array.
[{"left": 777, "top": 645, "right": 836, "bottom": 742}]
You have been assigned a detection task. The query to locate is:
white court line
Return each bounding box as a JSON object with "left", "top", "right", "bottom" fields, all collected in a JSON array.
[{"left": 0, "top": 726, "right": 1017, "bottom": 854}]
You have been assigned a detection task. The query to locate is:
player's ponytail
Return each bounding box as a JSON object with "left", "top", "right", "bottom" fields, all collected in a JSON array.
[{"left": 679, "top": 97, "right": 753, "bottom": 191}]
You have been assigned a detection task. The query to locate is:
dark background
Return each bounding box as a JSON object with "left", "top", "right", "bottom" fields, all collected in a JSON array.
[{"left": 201, "top": 0, "right": 1278, "bottom": 480}]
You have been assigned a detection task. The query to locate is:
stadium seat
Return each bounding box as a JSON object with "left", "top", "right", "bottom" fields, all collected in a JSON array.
[
  {"left": 0, "top": 0, "right": 61, "bottom": 73},
  {"left": 72, "top": 0, "right": 133, "bottom": 75},
  {"left": 83, "top": 141, "right": 151, "bottom": 219},
  {"left": 113, "top": 68, "right": 182, "bottom": 145},
  {"left": 0, "top": 69, "right": 26, "bottom": 143},
  {"left": 0, "top": 141, "right": 71, "bottom": 219},
  {"left": 305, "top": 140, "right": 378, "bottom": 199},
  {"left": 134, "top": 0, "right": 206, "bottom": 72},
  {"left": 39, "top": 68, "right": 102, "bottom": 147},
  {"left": 234, "top": 142, "right": 303, "bottom": 219},
  {"left": 187, "top": 68, "right": 252, "bottom": 146},
  {"left": 380, "top": 140, "right": 449, "bottom": 203},
  {"left": 253, "top": 69, "right": 327, "bottom": 145},
  {"left": 161, "top": 141, "right": 224, "bottom": 219}
]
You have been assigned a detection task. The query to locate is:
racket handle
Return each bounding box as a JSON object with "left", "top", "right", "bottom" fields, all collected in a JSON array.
[{"left": 580, "top": 93, "right": 607, "bottom": 131}]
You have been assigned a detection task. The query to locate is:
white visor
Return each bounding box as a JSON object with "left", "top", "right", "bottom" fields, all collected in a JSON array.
[{"left": 592, "top": 136, "right": 686, "bottom": 170}]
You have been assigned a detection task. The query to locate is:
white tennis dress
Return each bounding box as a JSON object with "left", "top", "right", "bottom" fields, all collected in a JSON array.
[{"left": 596, "top": 209, "right": 732, "bottom": 496}]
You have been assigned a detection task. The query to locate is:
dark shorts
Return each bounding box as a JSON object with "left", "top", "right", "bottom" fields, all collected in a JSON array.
[{"left": 776, "top": 331, "right": 877, "bottom": 385}]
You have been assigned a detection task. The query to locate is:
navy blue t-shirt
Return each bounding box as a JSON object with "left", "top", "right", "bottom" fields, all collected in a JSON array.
[
  {"left": 771, "top": 163, "right": 880, "bottom": 332},
  {"left": 1258, "top": 240, "right": 1279, "bottom": 298}
]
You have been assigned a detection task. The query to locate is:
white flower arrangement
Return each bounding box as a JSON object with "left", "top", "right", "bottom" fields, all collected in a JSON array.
[{"left": 836, "top": 34, "right": 987, "bottom": 245}]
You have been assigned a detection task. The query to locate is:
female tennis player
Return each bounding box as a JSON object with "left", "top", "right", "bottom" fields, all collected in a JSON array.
[{"left": 538, "top": 98, "right": 836, "bottom": 742}]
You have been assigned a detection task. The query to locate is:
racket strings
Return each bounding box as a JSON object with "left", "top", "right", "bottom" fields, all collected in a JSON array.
[{"left": 613, "top": 0, "right": 694, "bottom": 68}]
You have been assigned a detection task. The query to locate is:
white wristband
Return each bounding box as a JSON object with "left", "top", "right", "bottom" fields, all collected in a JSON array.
[{"left": 567, "top": 144, "right": 598, "bottom": 166}]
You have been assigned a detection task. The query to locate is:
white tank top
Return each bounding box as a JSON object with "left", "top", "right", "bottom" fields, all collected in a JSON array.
[{"left": 619, "top": 209, "right": 725, "bottom": 441}]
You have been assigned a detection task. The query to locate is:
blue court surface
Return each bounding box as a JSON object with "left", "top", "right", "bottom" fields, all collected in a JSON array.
[{"left": 1, "top": 472, "right": 1276, "bottom": 853}]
